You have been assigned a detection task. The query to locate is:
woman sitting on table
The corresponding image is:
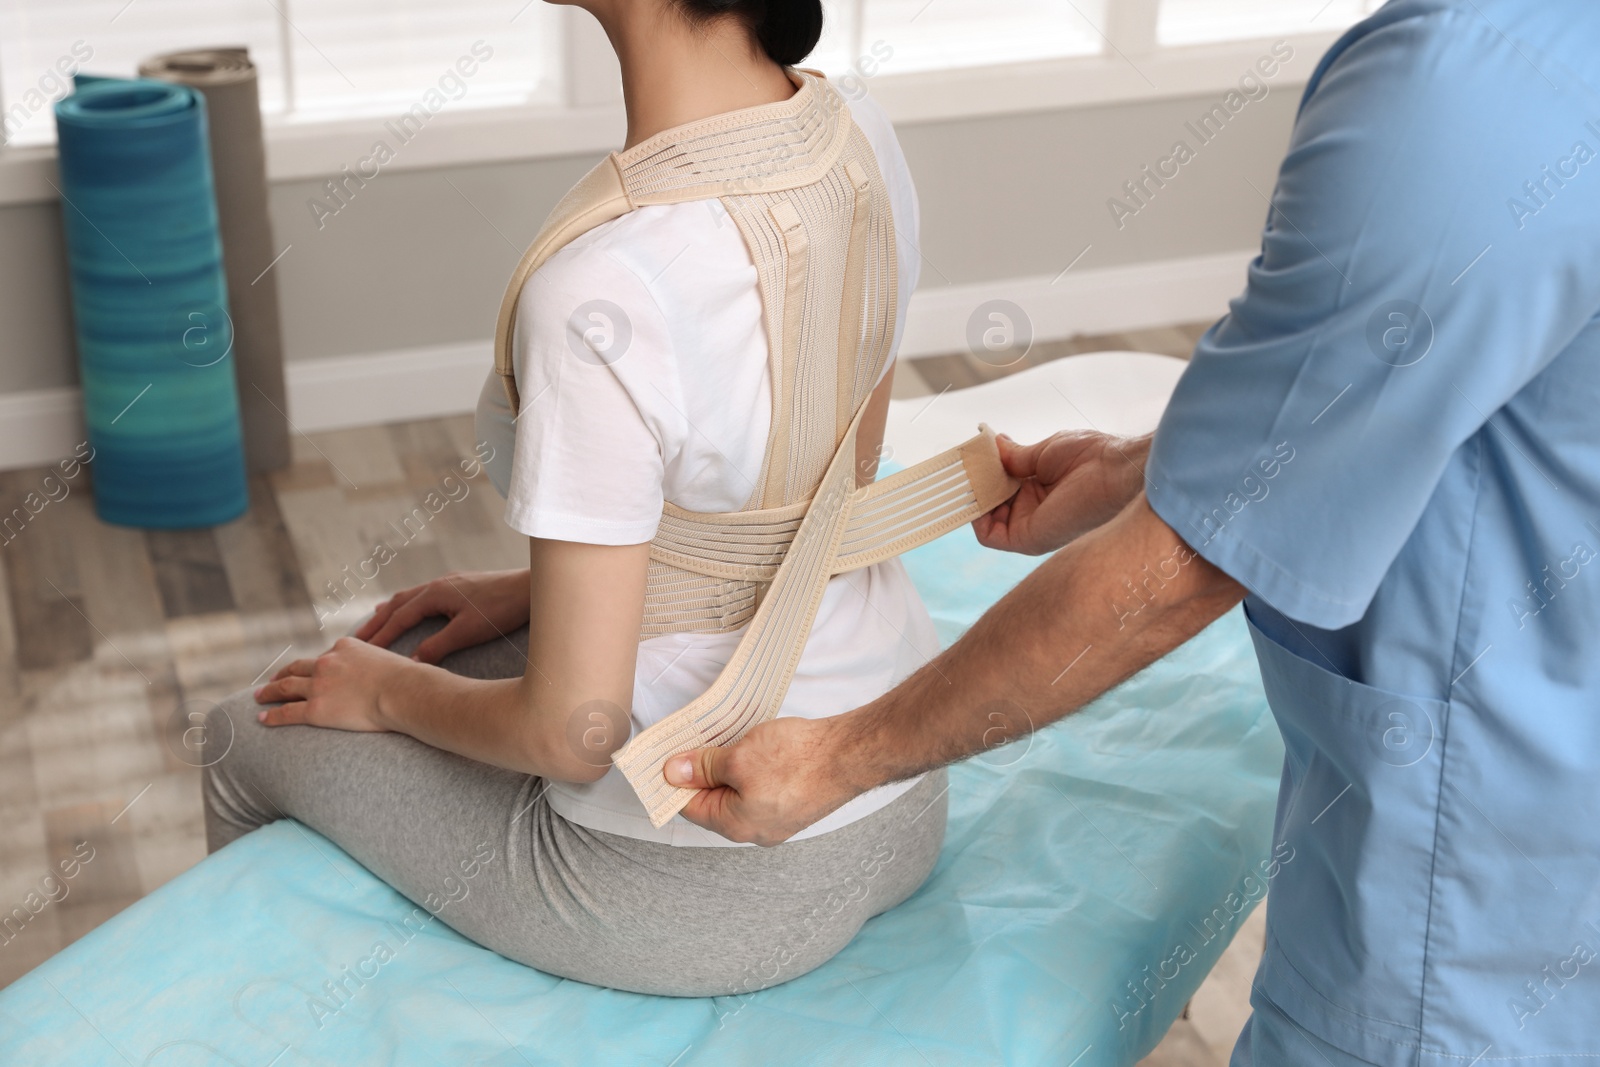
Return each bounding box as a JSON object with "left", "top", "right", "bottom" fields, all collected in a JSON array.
[{"left": 202, "top": 0, "right": 947, "bottom": 996}]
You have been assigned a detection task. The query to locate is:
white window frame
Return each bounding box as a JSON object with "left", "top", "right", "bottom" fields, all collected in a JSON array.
[{"left": 0, "top": 2, "right": 1351, "bottom": 207}]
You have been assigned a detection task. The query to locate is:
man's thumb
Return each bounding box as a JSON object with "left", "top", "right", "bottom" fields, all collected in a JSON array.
[
  {"left": 664, "top": 747, "right": 723, "bottom": 789},
  {"left": 996, "top": 434, "right": 1041, "bottom": 480}
]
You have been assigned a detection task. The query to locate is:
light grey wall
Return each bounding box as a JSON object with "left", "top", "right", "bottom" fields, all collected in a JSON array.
[
  {"left": 0, "top": 87, "right": 1297, "bottom": 394},
  {"left": 1, "top": 197, "right": 78, "bottom": 393},
  {"left": 898, "top": 89, "right": 1296, "bottom": 284},
  {"left": 267, "top": 153, "right": 600, "bottom": 363}
]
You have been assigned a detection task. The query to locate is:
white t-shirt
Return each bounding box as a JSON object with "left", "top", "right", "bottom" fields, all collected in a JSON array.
[{"left": 475, "top": 88, "right": 935, "bottom": 846}]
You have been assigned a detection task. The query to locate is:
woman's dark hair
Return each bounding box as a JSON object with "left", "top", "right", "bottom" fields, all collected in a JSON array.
[{"left": 675, "top": 0, "right": 824, "bottom": 68}]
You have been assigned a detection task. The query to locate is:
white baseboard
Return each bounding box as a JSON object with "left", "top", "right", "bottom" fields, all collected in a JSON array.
[
  {"left": 0, "top": 388, "right": 82, "bottom": 473},
  {"left": 283, "top": 341, "right": 491, "bottom": 434},
  {"left": 0, "top": 342, "right": 491, "bottom": 473},
  {"left": 0, "top": 249, "right": 1250, "bottom": 472}
]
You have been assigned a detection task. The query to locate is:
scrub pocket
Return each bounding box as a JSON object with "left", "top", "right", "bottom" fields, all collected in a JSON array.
[{"left": 1245, "top": 608, "right": 1448, "bottom": 1059}]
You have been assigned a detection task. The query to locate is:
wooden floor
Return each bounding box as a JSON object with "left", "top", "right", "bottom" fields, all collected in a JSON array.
[{"left": 0, "top": 319, "right": 1258, "bottom": 1065}]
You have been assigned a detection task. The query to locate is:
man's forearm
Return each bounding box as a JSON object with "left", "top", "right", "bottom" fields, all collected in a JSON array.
[
  {"left": 834, "top": 493, "right": 1245, "bottom": 794},
  {"left": 1100, "top": 432, "right": 1154, "bottom": 511}
]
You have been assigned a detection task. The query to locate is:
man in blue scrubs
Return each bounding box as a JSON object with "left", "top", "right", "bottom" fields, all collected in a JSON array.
[{"left": 664, "top": 1, "right": 1600, "bottom": 1062}]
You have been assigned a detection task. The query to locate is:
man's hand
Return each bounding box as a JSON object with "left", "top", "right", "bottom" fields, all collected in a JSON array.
[
  {"left": 664, "top": 717, "right": 858, "bottom": 845},
  {"left": 355, "top": 569, "right": 530, "bottom": 664},
  {"left": 974, "top": 431, "right": 1149, "bottom": 556}
]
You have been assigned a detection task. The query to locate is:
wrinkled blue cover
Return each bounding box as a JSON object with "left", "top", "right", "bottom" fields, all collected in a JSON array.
[{"left": 0, "top": 528, "right": 1282, "bottom": 1066}]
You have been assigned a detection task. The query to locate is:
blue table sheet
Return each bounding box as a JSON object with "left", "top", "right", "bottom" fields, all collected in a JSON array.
[{"left": 0, "top": 526, "right": 1283, "bottom": 1066}]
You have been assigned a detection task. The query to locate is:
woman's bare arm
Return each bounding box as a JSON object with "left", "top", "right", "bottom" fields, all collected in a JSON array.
[
  {"left": 261, "top": 365, "right": 895, "bottom": 778},
  {"left": 374, "top": 537, "right": 647, "bottom": 781},
  {"left": 258, "top": 537, "right": 648, "bottom": 783},
  {"left": 379, "top": 364, "right": 893, "bottom": 774}
]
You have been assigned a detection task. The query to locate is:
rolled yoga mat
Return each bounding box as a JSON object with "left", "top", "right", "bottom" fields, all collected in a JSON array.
[
  {"left": 140, "top": 47, "right": 290, "bottom": 473},
  {"left": 54, "top": 76, "right": 249, "bottom": 528}
]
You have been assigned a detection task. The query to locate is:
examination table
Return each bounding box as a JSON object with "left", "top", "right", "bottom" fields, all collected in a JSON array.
[{"left": 0, "top": 353, "right": 1284, "bottom": 1066}]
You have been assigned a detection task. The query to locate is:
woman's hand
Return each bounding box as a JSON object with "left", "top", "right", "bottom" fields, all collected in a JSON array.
[
  {"left": 355, "top": 569, "right": 530, "bottom": 664},
  {"left": 255, "top": 637, "right": 420, "bottom": 731},
  {"left": 974, "top": 431, "right": 1151, "bottom": 556}
]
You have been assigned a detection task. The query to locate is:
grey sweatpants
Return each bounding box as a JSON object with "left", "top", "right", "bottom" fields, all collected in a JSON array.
[{"left": 201, "top": 617, "right": 947, "bottom": 997}]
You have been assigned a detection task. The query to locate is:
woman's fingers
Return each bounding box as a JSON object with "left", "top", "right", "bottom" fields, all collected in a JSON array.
[
  {"left": 356, "top": 583, "right": 432, "bottom": 641},
  {"left": 366, "top": 592, "right": 448, "bottom": 650},
  {"left": 409, "top": 615, "right": 483, "bottom": 664},
  {"left": 357, "top": 593, "right": 409, "bottom": 644},
  {"left": 257, "top": 701, "right": 310, "bottom": 727},
  {"left": 269, "top": 657, "right": 315, "bottom": 683},
  {"left": 355, "top": 588, "right": 409, "bottom": 640},
  {"left": 255, "top": 672, "right": 313, "bottom": 705},
  {"left": 352, "top": 606, "right": 388, "bottom": 642}
]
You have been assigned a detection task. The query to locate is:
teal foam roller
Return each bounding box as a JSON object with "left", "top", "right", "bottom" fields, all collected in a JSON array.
[{"left": 54, "top": 76, "right": 248, "bottom": 528}]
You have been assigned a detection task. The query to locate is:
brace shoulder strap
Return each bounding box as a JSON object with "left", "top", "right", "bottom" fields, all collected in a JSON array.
[{"left": 492, "top": 154, "right": 633, "bottom": 414}]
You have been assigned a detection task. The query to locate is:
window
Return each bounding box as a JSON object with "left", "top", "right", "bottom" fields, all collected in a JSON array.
[
  {"left": 817, "top": 0, "right": 1108, "bottom": 78},
  {"left": 2, "top": 0, "right": 1384, "bottom": 170},
  {"left": 1158, "top": 0, "right": 1385, "bottom": 47},
  {"left": 0, "top": 0, "right": 559, "bottom": 146}
]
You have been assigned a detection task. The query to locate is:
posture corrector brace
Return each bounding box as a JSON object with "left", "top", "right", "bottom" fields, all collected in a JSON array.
[{"left": 494, "top": 71, "right": 1019, "bottom": 828}]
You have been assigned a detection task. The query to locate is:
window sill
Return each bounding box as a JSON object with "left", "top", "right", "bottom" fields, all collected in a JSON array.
[{"left": 0, "top": 31, "right": 1340, "bottom": 208}]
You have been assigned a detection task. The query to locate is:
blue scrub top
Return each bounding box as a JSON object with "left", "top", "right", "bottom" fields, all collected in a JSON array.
[{"left": 1146, "top": 2, "right": 1600, "bottom": 1064}]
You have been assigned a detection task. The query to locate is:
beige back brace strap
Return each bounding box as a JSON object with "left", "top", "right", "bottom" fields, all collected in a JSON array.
[{"left": 493, "top": 72, "right": 1019, "bottom": 827}]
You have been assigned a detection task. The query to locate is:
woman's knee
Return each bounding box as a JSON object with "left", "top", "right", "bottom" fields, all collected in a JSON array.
[
  {"left": 198, "top": 688, "right": 277, "bottom": 850},
  {"left": 199, "top": 687, "right": 251, "bottom": 771},
  {"left": 199, "top": 687, "right": 263, "bottom": 771},
  {"left": 198, "top": 686, "right": 287, "bottom": 825}
]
